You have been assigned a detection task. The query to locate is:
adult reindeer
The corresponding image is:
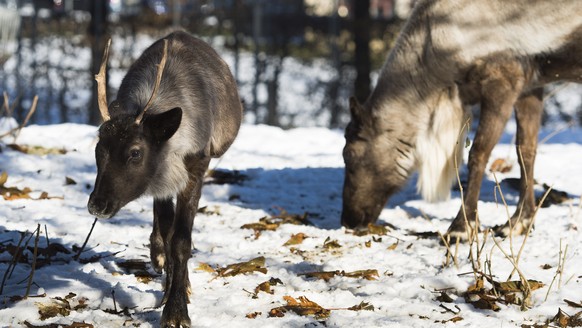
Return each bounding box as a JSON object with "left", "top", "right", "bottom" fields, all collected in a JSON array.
[
  {"left": 342, "top": 0, "right": 582, "bottom": 240},
  {"left": 88, "top": 31, "right": 242, "bottom": 327}
]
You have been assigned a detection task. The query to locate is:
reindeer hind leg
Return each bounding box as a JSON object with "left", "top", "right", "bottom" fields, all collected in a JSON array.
[{"left": 495, "top": 88, "right": 543, "bottom": 237}]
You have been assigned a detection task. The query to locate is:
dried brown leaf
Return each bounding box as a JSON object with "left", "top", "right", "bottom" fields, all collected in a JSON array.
[
  {"left": 241, "top": 209, "right": 310, "bottom": 236},
  {"left": 467, "top": 277, "right": 485, "bottom": 293},
  {"left": 348, "top": 301, "right": 375, "bottom": 311},
  {"left": 301, "top": 269, "right": 379, "bottom": 281},
  {"left": 442, "top": 316, "right": 463, "bottom": 323},
  {"left": 240, "top": 222, "right": 279, "bottom": 232},
  {"left": 490, "top": 158, "right": 513, "bottom": 173},
  {"left": 323, "top": 237, "right": 341, "bottom": 250},
  {"left": 272, "top": 296, "right": 330, "bottom": 319},
  {"left": 254, "top": 281, "right": 273, "bottom": 296},
  {"left": 217, "top": 256, "right": 267, "bottom": 277},
  {"left": 387, "top": 241, "right": 398, "bottom": 250},
  {"left": 552, "top": 308, "right": 571, "bottom": 328},
  {"left": 470, "top": 295, "right": 501, "bottom": 312},
  {"left": 0, "top": 172, "right": 60, "bottom": 200},
  {"left": 343, "top": 269, "right": 379, "bottom": 281},
  {"left": 493, "top": 279, "right": 545, "bottom": 293},
  {"left": 36, "top": 301, "right": 71, "bottom": 320},
  {"left": 8, "top": 144, "right": 67, "bottom": 155},
  {"left": 565, "top": 299, "right": 582, "bottom": 309},
  {"left": 300, "top": 271, "right": 341, "bottom": 282},
  {"left": 352, "top": 223, "right": 389, "bottom": 236},
  {"left": 436, "top": 291, "right": 454, "bottom": 303},
  {"left": 246, "top": 312, "right": 261, "bottom": 319},
  {"left": 35, "top": 294, "right": 80, "bottom": 321},
  {"left": 196, "top": 262, "right": 216, "bottom": 273},
  {"left": 283, "top": 233, "right": 307, "bottom": 246}
]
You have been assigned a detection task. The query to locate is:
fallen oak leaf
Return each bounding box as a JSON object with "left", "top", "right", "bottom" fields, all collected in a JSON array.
[
  {"left": 245, "top": 312, "right": 261, "bottom": 319},
  {"left": 23, "top": 321, "right": 94, "bottom": 328},
  {"left": 387, "top": 241, "right": 398, "bottom": 250},
  {"left": 323, "top": 237, "right": 341, "bottom": 250},
  {"left": 343, "top": 269, "right": 379, "bottom": 281},
  {"left": 269, "top": 296, "right": 330, "bottom": 319},
  {"left": 352, "top": 223, "right": 390, "bottom": 236},
  {"left": 36, "top": 301, "right": 71, "bottom": 320},
  {"left": 441, "top": 316, "right": 463, "bottom": 324},
  {"left": 436, "top": 291, "right": 454, "bottom": 303},
  {"left": 552, "top": 308, "right": 571, "bottom": 328},
  {"left": 347, "top": 301, "right": 375, "bottom": 311},
  {"left": 468, "top": 294, "right": 501, "bottom": 312},
  {"left": 300, "top": 269, "right": 379, "bottom": 282},
  {"left": 491, "top": 279, "right": 545, "bottom": 294},
  {"left": 217, "top": 256, "right": 267, "bottom": 277},
  {"left": 489, "top": 158, "right": 513, "bottom": 173},
  {"left": 241, "top": 209, "right": 310, "bottom": 236},
  {"left": 196, "top": 262, "right": 216, "bottom": 274},
  {"left": 253, "top": 278, "right": 283, "bottom": 297},
  {"left": 0, "top": 172, "right": 62, "bottom": 200},
  {"left": 35, "top": 292, "right": 85, "bottom": 320},
  {"left": 240, "top": 221, "right": 279, "bottom": 233},
  {"left": 7, "top": 144, "right": 67, "bottom": 155},
  {"left": 283, "top": 233, "right": 307, "bottom": 246},
  {"left": 299, "top": 270, "right": 342, "bottom": 282}
]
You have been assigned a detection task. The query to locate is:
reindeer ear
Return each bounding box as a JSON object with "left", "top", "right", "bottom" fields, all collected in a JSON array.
[
  {"left": 349, "top": 96, "right": 364, "bottom": 120},
  {"left": 108, "top": 100, "right": 122, "bottom": 116},
  {"left": 143, "top": 107, "right": 182, "bottom": 143}
]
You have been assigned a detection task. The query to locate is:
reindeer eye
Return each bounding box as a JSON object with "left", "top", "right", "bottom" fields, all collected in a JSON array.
[{"left": 129, "top": 149, "right": 142, "bottom": 161}]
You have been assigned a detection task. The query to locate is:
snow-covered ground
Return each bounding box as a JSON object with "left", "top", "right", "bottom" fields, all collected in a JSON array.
[{"left": 0, "top": 118, "right": 580, "bottom": 327}]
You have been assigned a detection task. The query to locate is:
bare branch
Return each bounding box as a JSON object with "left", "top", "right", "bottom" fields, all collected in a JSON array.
[
  {"left": 135, "top": 39, "right": 169, "bottom": 125},
  {"left": 13, "top": 95, "right": 38, "bottom": 143},
  {"left": 95, "top": 38, "right": 112, "bottom": 122},
  {"left": 1, "top": 95, "right": 39, "bottom": 141}
]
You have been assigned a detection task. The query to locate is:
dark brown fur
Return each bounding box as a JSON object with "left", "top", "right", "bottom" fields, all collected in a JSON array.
[{"left": 88, "top": 31, "right": 242, "bottom": 327}]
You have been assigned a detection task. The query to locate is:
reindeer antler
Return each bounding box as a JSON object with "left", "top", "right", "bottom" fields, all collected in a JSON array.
[
  {"left": 135, "top": 39, "right": 169, "bottom": 125},
  {"left": 95, "top": 38, "right": 112, "bottom": 122}
]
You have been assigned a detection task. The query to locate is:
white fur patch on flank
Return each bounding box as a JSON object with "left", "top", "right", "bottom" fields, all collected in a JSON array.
[{"left": 415, "top": 87, "right": 467, "bottom": 202}]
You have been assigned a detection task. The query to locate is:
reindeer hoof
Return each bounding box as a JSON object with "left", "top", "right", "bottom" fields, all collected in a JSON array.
[
  {"left": 443, "top": 220, "right": 480, "bottom": 244},
  {"left": 161, "top": 298, "right": 191, "bottom": 328},
  {"left": 493, "top": 220, "right": 532, "bottom": 238}
]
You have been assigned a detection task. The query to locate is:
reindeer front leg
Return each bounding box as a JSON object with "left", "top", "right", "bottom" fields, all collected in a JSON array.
[
  {"left": 161, "top": 154, "right": 210, "bottom": 328},
  {"left": 495, "top": 88, "right": 543, "bottom": 237},
  {"left": 446, "top": 59, "right": 525, "bottom": 241},
  {"left": 151, "top": 198, "right": 174, "bottom": 273}
]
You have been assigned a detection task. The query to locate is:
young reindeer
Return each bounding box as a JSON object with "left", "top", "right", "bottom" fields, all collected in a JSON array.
[
  {"left": 341, "top": 0, "right": 582, "bottom": 240},
  {"left": 87, "top": 31, "right": 242, "bottom": 327}
]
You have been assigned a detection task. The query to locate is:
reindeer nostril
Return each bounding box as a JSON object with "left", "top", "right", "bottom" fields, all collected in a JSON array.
[{"left": 88, "top": 196, "right": 107, "bottom": 216}]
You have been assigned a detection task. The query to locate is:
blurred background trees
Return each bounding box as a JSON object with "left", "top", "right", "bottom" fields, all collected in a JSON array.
[
  {"left": 0, "top": 0, "right": 580, "bottom": 128},
  {"left": 0, "top": 0, "right": 411, "bottom": 128}
]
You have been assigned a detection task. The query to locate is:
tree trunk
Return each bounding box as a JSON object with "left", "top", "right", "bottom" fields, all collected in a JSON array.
[{"left": 353, "top": 0, "right": 371, "bottom": 103}]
